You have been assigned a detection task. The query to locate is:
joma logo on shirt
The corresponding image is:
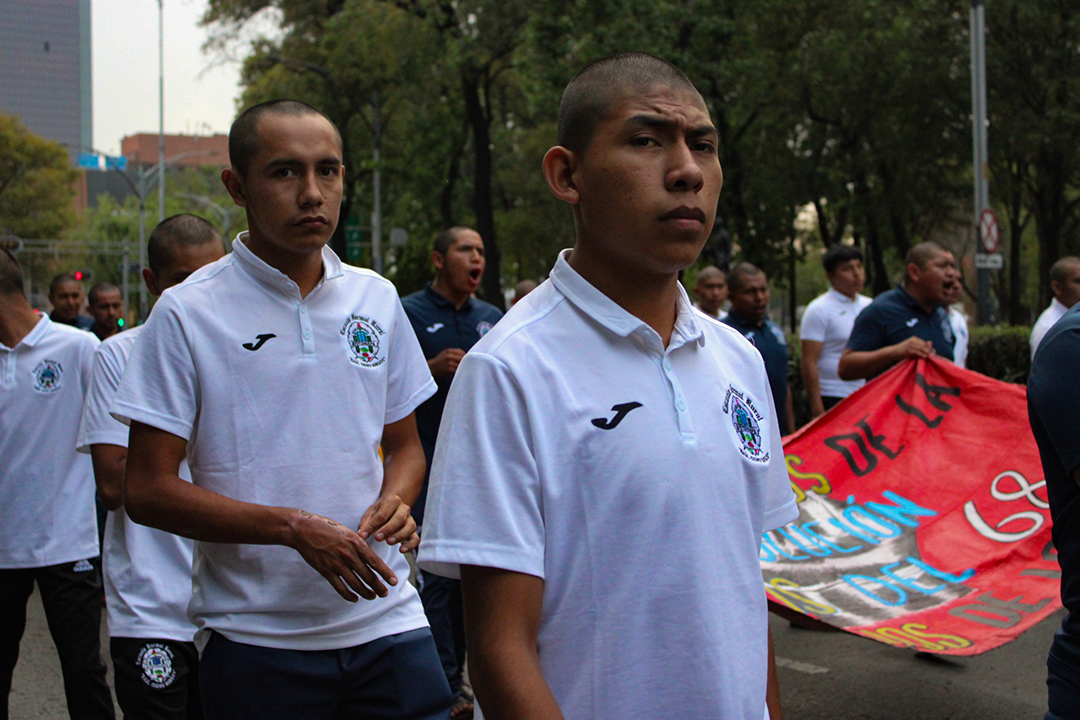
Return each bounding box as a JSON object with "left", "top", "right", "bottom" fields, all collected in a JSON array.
[{"left": 591, "top": 402, "right": 643, "bottom": 430}]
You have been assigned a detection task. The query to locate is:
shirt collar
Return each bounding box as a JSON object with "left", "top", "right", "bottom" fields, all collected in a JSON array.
[
  {"left": 231, "top": 231, "right": 344, "bottom": 298},
  {"left": 827, "top": 287, "right": 859, "bottom": 304},
  {"left": 549, "top": 249, "right": 704, "bottom": 349},
  {"left": 1051, "top": 298, "right": 1068, "bottom": 315},
  {"left": 2, "top": 314, "right": 49, "bottom": 352},
  {"left": 424, "top": 283, "right": 473, "bottom": 312}
]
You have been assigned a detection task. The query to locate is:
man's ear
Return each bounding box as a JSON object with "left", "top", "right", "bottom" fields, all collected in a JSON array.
[
  {"left": 543, "top": 146, "right": 581, "bottom": 206},
  {"left": 431, "top": 251, "right": 445, "bottom": 273},
  {"left": 906, "top": 263, "right": 921, "bottom": 286},
  {"left": 141, "top": 268, "right": 160, "bottom": 297},
  {"left": 221, "top": 168, "right": 247, "bottom": 208}
]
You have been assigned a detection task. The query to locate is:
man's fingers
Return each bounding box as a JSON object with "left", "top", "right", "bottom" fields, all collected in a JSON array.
[
  {"left": 320, "top": 568, "right": 360, "bottom": 603},
  {"left": 373, "top": 504, "right": 412, "bottom": 542},
  {"left": 358, "top": 500, "right": 391, "bottom": 540},
  {"left": 385, "top": 514, "right": 417, "bottom": 546},
  {"left": 355, "top": 542, "right": 398, "bottom": 587},
  {"left": 399, "top": 531, "right": 421, "bottom": 552}
]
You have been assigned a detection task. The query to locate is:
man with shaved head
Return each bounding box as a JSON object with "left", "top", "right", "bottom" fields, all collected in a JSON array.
[
  {"left": 420, "top": 52, "right": 795, "bottom": 720},
  {"left": 78, "top": 214, "right": 224, "bottom": 720},
  {"left": 87, "top": 283, "right": 124, "bottom": 341},
  {"left": 49, "top": 273, "right": 94, "bottom": 331},
  {"left": 1031, "top": 256, "right": 1080, "bottom": 358},
  {"left": 693, "top": 265, "right": 728, "bottom": 319},
  {"left": 839, "top": 241, "right": 959, "bottom": 380},
  {"left": 114, "top": 100, "right": 451, "bottom": 719}
]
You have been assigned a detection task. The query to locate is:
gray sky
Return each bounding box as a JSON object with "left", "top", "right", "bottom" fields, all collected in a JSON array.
[{"left": 93, "top": 0, "right": 270, "bottom": 155}]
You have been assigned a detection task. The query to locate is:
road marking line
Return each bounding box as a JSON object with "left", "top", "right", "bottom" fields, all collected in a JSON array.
[{"left": 775, "top": 656, "right": 829, "bottom": 674}]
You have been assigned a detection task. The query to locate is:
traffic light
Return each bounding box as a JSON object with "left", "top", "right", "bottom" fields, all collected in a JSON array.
[{"left": 72, "top": 269, "right": 94, "bottom": 282}]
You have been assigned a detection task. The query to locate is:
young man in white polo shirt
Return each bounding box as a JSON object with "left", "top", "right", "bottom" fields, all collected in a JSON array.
[
  {"left": 0, "top": 249, "right": 115, "bottom": 720},
  {"left": 77, "top": 214, "right": 225, "bottom": 720},
  {"left": 799, "top": 245, "right": 871, "bottom": 417},
  {"left": 112, "top": 100, "right": 451, "bottom": 720},
  {"left": 419, "top": 53, "right": 798, "bottom": 720}
]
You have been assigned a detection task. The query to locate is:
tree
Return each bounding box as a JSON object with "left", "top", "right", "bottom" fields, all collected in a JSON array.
[{"left": 0, "top": 114, "right": 79, "bottom": 238}]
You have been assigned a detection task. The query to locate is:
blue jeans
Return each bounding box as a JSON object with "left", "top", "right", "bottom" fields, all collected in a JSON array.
[{"left": 199, "top": 628, "right": 452, "bottom": 720}]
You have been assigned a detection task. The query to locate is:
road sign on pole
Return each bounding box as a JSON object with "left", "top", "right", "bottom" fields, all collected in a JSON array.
[{"left": 979, "top": 208, "right": 1000, "bottom": 254}]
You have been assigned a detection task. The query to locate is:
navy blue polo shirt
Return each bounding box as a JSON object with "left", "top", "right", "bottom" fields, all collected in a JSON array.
[
  {"left": 401, "top": 284, "right": 502, "bottom": 523},
  {"left": 722, "top": 312, "right": 791, "bottom": 435},
  {"left": 51, "top": 312, "right": 94, "bottom": 332},
  {"left": 846, "top": 285, "right": 954, "bottom": 361},
  {"left": 1028, "top": 303, "right": 1080, "bottom": 690}
]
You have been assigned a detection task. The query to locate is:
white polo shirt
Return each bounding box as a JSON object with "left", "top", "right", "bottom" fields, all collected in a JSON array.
[
  {"left": 799, "top": 288, "right": 872, "bottom": 398},
  {"left": 949, "top": 307, "right": 969, "bottom": 368},
  {"left": 111, "top": 234, "right": 437, "bottom": 651},
  {"left": 1031, "top": 298, "right": 1068, "bottom": 359},
  {"left": 0, "top": 315, "right": 100, "bottom": 568},
  {"left": 77, "top": 326, "right": 196, "bottom": 642},
  {"left": 419, "top": 250, "right": 798, "bottom": 720}
]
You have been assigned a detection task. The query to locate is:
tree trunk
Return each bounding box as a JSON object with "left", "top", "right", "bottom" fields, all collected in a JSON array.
[{"left": 462, "top": 68, "right": 504, "bottom": 309}]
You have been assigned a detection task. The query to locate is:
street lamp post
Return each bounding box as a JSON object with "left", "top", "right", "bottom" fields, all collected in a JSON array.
[
  {"left": 158, "top": 0, "right": 166, "bottom": 223},
  {"left": 971, "top": 0, "right": 992, "bottom": 324},
  {"left": 89, "top": 149, "right": 214, "bottom": 319},
  {"left": 179, "top": 193, "right": 240, "bottom": 240}
]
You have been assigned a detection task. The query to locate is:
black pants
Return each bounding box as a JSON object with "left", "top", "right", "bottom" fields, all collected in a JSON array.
[
  {"left": 199, "top": 628, "right": 452, "bottom": 720},
  {"left": 111, "top": 637, "right": 201, "bottom": 720},
  {"left": 822, "top": 395, "right": 844, "bottom": 411},
  {"left": 419, "top": 571, "right": 466, "bottom": 699},
  {"left": 0, "top": 559, "right": 115, "bottom": 720}
]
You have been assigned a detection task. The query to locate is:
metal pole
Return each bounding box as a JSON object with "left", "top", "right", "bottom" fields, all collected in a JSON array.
[
  {"left": 158, "top": 0, "right": 166, "bottom": 223},
  {"left": 971, "top": 0, "right": 992, "bottom": 324},
  {"left": 138, "top": 191, "right": 148, "bottom": 321},
  {"left": 122, "top": 236, "right": 130, "bottom": 322},
  {"left": 371, "top": 91, "right": 383, "bottom": 275}
]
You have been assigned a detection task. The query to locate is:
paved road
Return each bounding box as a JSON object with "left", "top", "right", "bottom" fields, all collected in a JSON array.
[
  {"left": 771, "top": 609, "right": 1062, "bottom": 720},
  {"left": 8, "top": 585, "right": 1062, "bottom": 719}
]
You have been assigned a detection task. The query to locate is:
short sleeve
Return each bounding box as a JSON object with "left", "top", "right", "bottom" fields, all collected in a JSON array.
[
  {"left": 845, "top": 304, "right": 884, "bottom": 352},
  {"left": 1029, "top": 323, "right": 1080, "bottom": 475},
  {"left": 110, "top": 293, "right": 199, "bottom": 440},
  {"left": 799, "top": 300, "right": 828, "bottom": 343},
  {"left": 417, "top": 351, "right": 544, "bottom": 580},
  {"left": 383, "top": 296, "right": 437, "bottom": 424},
  {"left": 77, "top": 340, "right": 130, "bottom": 452}
]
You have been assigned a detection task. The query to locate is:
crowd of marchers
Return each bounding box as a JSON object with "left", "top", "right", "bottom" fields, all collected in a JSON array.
[{"left": 2, "top": 51, "right": 1078, "bottom": 720}]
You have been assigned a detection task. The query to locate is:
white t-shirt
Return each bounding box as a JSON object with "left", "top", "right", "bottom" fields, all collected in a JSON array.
[
  {"left": 799, "top": 288, "right": 872, "bottom": 398},
  {"left": 76, "top": 325, "right": 197, "bottom": 642},
  {"left": 419, "top": 250, "right": 798, "bottom": 720},
  {"left": 948, "top": 307, "right": 969, "bottom": 369},
  {"left": 111, "top": 235, "right": 437, "bottom": 651},
  {"left": 1031, "top": 298, "right": 1068, "bottom": 359},
  {"left": 0, "top": 316, "right": 100, "bottom": 568}
]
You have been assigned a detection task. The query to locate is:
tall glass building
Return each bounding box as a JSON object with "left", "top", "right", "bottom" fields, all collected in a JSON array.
[{"left": 0, "top": 0, "right": 92, "bottom": 162}]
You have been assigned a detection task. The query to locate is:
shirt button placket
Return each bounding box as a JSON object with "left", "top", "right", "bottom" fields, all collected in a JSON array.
[{"left": 299, "top": 304, "right": 314, "bottom": 355}]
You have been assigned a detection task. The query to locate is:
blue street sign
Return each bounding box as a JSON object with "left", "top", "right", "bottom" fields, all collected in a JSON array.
[
  {"left": 77, "top": 153, "right": 100, "bottom": 169},
  {"left": 105, "top": 155, "right": 128, "bottom": 171}
]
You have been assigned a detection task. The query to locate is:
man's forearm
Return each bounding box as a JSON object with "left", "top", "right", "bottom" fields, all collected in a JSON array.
[
  {"left": 90, "top": 444, "right": 127, "bottom": 511},
  {"left": 462, "top": 566, "right": 564, "bottom": 720},
  {"left": 801, "top": 360, "right": 824, "bottom": 416},
  {"left": 380, "top": 441, "right": 426, "bottom": 507},
  {"left": 469, "top": 637, "right": 565, "bottom": 720},
  {"left": 767, "top": 627, "right": 782, "bottom": 720},
  {"left": 838, "top": 348, "right": 900, "bottom": 380},
  {"left": 126, "top": 467, "right": 301, "bottom": 546}
]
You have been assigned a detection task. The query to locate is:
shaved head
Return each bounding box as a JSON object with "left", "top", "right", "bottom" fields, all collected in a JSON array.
[
  {"left": 1050, "top": 256, "right": 1080, "bottom": 285},
  {"left": 558, "top": 52, "right": 700, "bottom": 155},
  {"left": 148, "top": 214, "right": 224, "bottom": 278},
  {"left": 229, "top": 99, "right": 342, "bottom": 177}
]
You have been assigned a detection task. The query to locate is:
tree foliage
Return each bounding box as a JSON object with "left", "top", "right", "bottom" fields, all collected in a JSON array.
[
  {"left": 199, "top": 0, "right": 1080, "bottom": 322},
  {"left": 0, "top": 114, "right": 79, "bottom": 239}
]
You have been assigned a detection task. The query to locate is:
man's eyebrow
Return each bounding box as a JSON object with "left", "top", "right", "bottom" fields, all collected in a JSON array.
[
  {"left": 625, "top": 114, "right": 718, "bottom": 139},
  {"left": 264, "top": 156, "right": 342, "bottom": 170}
]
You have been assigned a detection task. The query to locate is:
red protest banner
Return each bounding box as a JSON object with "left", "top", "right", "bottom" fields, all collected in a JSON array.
[{"left": 764, "top": 357, "right": 1061, "bottom": 655}]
